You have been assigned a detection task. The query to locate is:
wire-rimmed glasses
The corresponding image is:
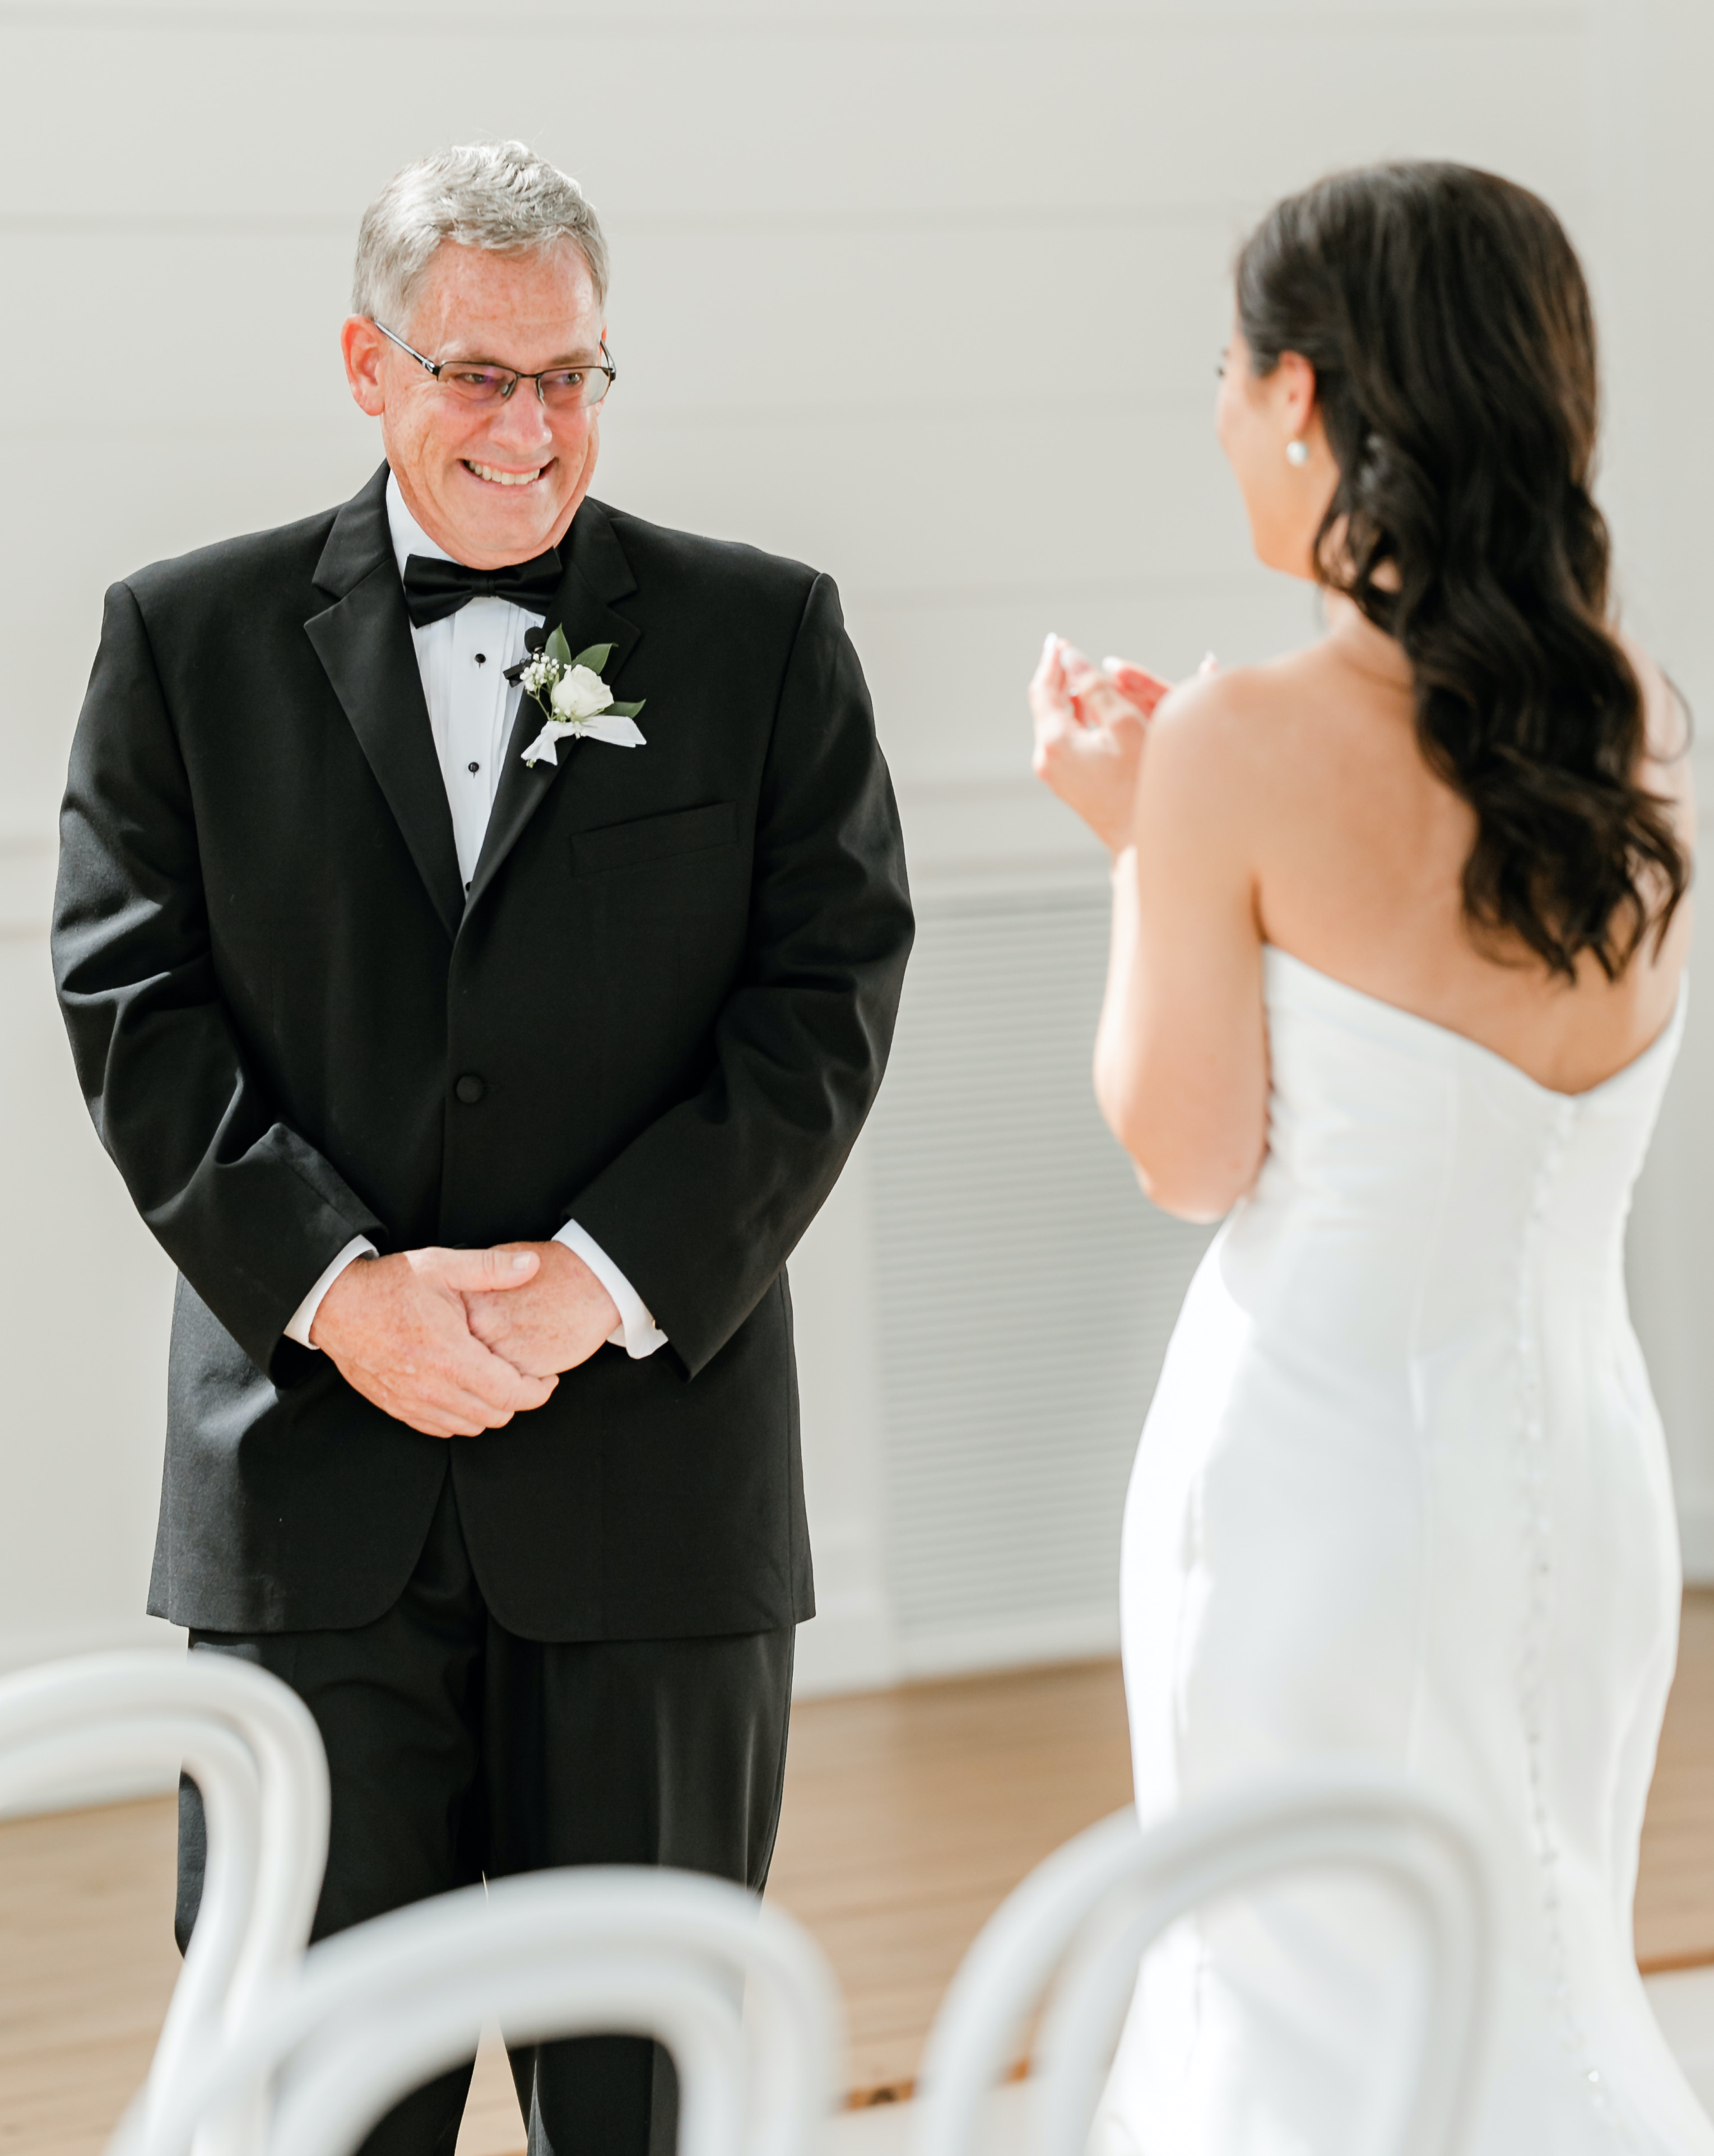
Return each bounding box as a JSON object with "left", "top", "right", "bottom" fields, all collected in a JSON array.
[{"left": 375, "top": 322, "right": 616, "bottom": 410}]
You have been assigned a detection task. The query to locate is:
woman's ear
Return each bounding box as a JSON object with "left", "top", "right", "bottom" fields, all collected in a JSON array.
[{"left": 1272, "top": 350, "right": 1319, "bottom": 446}]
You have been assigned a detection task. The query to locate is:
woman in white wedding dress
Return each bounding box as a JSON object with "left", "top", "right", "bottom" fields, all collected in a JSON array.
[{"left": 1029, "top": 163, "right": 1704, "bottom": 2152}]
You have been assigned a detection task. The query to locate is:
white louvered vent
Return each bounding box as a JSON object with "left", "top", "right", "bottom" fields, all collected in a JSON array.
[{"left": 867, "top": 886, "right": 1216, "bottom": 1674}]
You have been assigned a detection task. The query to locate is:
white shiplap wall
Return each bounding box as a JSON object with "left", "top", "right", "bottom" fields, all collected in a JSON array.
[
  {"left": 868, "top": 885, "right": 1215, "bottom": 1674},
  {"left": 3, "top": 0, "right": 1713, "bottom": 1696}
]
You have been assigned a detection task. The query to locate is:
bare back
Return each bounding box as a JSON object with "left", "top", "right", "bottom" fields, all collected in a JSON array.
[
  {"left": 1098, "top": 606, "right": 1696, "bottom": 1221},
  {"left": 1243, "top": 606, "right": 1693, "bottom": 1097}
]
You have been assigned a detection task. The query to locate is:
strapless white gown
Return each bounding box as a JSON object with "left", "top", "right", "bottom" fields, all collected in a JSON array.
[{"left": 1097, "top": 946, "right": 1708, "bottom": 2154}]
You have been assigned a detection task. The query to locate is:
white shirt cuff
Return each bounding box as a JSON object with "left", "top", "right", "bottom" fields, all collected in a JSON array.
[
  {"left": 284, "top": 1234, "right": 377, "bottom": 1349},
  {"left": 554, "top": 1221, "right": 668, "bottom": 1359}
]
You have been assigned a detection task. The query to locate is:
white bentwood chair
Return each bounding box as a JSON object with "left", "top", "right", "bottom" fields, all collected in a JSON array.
[
  {"left": 0, "top": 1650, "right": 329, "bottom": 2156},
  {"left": 913, "top": 1767, "right": 1496, "bottom": 2156},
  {"left": 122, "top": 1864, "right": 843, "bottom": 2156}
]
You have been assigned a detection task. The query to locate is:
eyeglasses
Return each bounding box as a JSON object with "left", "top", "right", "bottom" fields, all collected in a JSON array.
[{"left": 375, "top": 321, "right": 616, "bottom": 410}]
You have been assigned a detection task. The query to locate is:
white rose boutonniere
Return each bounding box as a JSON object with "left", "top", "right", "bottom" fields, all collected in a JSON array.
[
  {"left": 550, "top": 664, "right": 616, "bottom": 721},
  {"left": 513, "top": 627, "right": 647, "bottom": 766}
]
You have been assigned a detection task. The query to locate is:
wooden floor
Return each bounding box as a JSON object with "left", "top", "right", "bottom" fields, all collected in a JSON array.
[
  {"left": 768, "top": 1658, "right": 1134, "bottom": 2099},
  {"left": 1637, "top": 1592, "right": 1714, "bottom": 1971},
  {"left": 5, "top": 1595, "right": 1713, "bottom": 2155}
]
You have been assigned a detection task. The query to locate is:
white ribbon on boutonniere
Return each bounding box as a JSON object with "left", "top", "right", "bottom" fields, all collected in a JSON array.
[{"left": 512, "top": 627, "right": 647, "bottom": 766}]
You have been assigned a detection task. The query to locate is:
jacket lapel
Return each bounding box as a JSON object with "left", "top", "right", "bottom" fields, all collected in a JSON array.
[
  {"left": 462, "top": 498, "right": 642, "bottom": 918},
  {"left": 304, "top": 465, "right": 466, "bottom": 942}
]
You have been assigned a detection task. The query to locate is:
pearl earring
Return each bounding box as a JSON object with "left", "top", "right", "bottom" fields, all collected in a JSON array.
[{"left": 1286, "top": 439, "right": 1309, "bottom": 467}]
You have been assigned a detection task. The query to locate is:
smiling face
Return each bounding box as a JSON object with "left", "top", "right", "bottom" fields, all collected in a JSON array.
[{"left": 341, "top": 239, "right": 606, "bottom": 569}]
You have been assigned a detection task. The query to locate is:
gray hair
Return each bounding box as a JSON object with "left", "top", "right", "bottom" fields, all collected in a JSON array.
[{"left": 352, "top": 141, "right": 609, "bottom": 328}]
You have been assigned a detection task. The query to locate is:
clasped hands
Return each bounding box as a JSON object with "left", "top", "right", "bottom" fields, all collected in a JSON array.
[
  {"left": 308, "top": 1241, "right": 622, "bottom": 1439},
  {"left": 1029, "top": 634, "right": 1191, "bottom": 852}
]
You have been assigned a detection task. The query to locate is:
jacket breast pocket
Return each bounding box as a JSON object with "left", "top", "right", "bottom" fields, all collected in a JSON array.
[{"left": 569, "top": 801, "right": 738, "bottom": 877}]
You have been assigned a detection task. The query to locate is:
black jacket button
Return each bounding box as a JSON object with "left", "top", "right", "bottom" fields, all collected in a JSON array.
[{"left": 454, "top": 1074, "right": 485, "bottom": 1105}]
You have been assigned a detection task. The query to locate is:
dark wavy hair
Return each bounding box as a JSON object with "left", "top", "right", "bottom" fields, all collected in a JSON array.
[{"left": 1235, "top": 161, "right": 1687, "bottom": 981}]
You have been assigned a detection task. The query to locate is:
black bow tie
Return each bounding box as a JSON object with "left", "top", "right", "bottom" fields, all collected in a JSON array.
[{"left": 401, "top": 549, "right": 564, "bottom": 629}]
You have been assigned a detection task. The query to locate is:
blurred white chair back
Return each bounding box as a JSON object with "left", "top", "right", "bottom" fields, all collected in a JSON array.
[
  {"left": 0, "top": 1651, "right": 328, "bottom": 2156},
  {"left": 122, "top": 1864, "right": 842, "bottom": 2156},
  {"left": 913, "top": 1766, "right": 1495, "bottom": 2156}
]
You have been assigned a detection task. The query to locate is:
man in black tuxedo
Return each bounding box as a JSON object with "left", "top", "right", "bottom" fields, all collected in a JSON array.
[{"left": 52, "top": 141, "right": 911, "bottom": 2155}]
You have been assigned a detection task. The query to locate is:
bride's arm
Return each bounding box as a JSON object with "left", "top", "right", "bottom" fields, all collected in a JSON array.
[
  {"left": 1029, "top": 638, "right": 1270, "bottom": 1219},
  {"left": 1093, "top": 674, "right": 1270, "bottom": 1221}
]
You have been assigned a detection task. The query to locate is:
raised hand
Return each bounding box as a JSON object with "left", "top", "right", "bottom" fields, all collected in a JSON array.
[
  {"left": 462, "top": 1240, "right": 623, "bottom": 1379},
  {"left": 309, "top": 1246, "right": 560, "bottom": 1438},
  {"left": 1105, "top": 656, "right": 1185, "bottom": 713},
  {"left": 1029, "top": 635, "right": 1172, "bottom": 853}
]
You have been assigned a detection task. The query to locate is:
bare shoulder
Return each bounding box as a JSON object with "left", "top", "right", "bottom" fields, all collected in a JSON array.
[
  {"left": 1144, "top": 649, "right": 1326, "bottom": 810},
  {"left": 1152, "top": 650, "right": 1308, "bottom": 754}
]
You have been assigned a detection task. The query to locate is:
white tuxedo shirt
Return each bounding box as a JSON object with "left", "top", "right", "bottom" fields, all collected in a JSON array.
[{"left": 284, "top": 478, "right": 668, "bottom": 1359}]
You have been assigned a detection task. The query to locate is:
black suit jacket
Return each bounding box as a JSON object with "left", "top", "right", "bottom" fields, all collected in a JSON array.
[{"left": 53, "top": 464, "right": 912, "bottom": 1639}]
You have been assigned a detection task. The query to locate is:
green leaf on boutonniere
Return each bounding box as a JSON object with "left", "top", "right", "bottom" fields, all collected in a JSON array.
[
  {"left": 572, "top": 643, "right": 614, "bottom": 673},
  {"left": 545, "top": 625, "right": 573, "bottom": 668},
  {"left": 607, "top": 699, "right": 646, "bottom": 718}
]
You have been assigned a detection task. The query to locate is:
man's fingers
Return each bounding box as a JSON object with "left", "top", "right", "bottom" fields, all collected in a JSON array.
[
  {"left": 426, "top": 1362, "right": 556, "bottom": 1425},
  {"left": 323, "top": 1251, "right": 560, "bottom": 1435},
  {"left": 420, "top": 1245, "right": 541, "bottom": 1296},
  {"left": 394, "top": 1363, "right": 556, "bottom": 1434},
  {"left": 344, "top": 1367, "right": 484, "bottom": 1440},
  {"left": 438, "top": 1369, "right": 557, "bottom": 1424},
  {"left": 440, "top": 1326, "right": 558, "bottom": 1414},
  {"left": 397, "top": 1406, "right": 481, "bottom": 1440}
]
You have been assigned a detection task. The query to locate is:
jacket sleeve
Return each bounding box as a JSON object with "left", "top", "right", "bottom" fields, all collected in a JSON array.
[
  {"left": 52, "top": 580, "right": 385, "bottom": 1376},
  {"left": 569, "top": 571, "right": 914, "bottom": 1378}
]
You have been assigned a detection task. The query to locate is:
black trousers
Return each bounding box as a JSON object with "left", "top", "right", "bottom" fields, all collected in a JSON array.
[{"left": 176, "top": 1472, "right": 795, "bottom": 2156}]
